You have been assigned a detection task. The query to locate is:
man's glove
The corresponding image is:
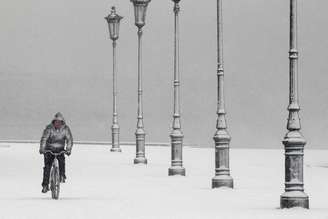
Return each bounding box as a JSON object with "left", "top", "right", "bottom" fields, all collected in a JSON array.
[{"left": 65, "top": 150, "right": 71, "bottom": 156}]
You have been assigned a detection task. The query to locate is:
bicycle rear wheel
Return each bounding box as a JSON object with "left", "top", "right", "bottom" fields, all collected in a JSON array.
[{"left": 50, "top": 160, "right": 60, "bottom": 199}]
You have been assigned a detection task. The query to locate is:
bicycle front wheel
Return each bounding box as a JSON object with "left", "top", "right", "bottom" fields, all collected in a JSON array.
[{"left": 50, "top": 160, "right": 60, "bottom": 199}]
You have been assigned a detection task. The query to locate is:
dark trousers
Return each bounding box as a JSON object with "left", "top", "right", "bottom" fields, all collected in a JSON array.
[{"left": 42, "top": 153, "right": 65, "bottom": 186}]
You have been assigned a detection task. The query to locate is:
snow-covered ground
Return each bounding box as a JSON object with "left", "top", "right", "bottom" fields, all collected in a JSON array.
[{"left": 0, "top": 143, "right": 327, "bottom": 219}]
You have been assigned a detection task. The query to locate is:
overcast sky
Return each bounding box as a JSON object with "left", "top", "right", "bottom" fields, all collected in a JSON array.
[{"left": 0, "top": 0, "right": 328, "bottom": 148}]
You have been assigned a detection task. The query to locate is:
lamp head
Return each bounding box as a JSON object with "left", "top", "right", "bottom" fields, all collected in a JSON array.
[
  {"left": 105, "top": 6, "right": 123, "bottom": 40},
  {"left": 130, "top": 0, "right": 151, "bottom": 28}
]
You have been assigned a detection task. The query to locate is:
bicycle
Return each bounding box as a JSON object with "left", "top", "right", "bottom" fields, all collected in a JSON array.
[{"left": 44, "top": 150, "right": 66, "bottom": 200}]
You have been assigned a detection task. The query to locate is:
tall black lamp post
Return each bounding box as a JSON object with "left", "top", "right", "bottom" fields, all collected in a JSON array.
[
  {"left": 168, "top": 0, "right": 185, "bottom": 176},
  {"left": 280, "top": 0, "right": 309, "bottom": 209},
  {"left": 211, "top": 0, "right": 234, "bottom": 189},
  {"left": 131, "top": 0, "right": 151, "bottom": 164},
  {"left": 105, "top": 6, "right": 123, "bottom": 152}
]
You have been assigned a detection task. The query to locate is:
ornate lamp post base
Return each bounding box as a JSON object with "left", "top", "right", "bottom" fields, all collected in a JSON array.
[
  {"left": 134, "top": 157, "right": 148, "bottom": 164},
  {"left": 281, "top": 192, "right": 309, "bottom": 209},
  {"left": 212, "top": 175, "right": 233, "bottom": 188},
  {"left": 110, "top": 147, "right": 122, "bottom": 152},
  {"left": 280, "top": 131, "right": 309, "bottom": 209},
  {"left": 169, "top": 166, "right": 185, "bottom": 176},
  {"left": 111, "top": 125, "right": 121, "bottom": 152},
  {"left": 212, "top": 129, "right": 233, "bottom": 189},
  {"left": 134, "top": 129, "right": 147, "bottom": 164},
  {"left": 169, "top": 131, "right": 185, "bottom": 176}
]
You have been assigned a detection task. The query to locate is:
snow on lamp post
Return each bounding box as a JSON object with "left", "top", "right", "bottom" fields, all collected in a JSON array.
[
  {"left": 211, "top": 0, "right": 233, "bottom": 189},
  {"left": 280, "top": 0, "right": 309, "bottom": 209},
  {"left": 168, "top": 0, "right": 185, "bottom": 176},
  {"left": 105, "top": 6, "right": 123, "bottom": 152},
  {"left": 131, "top": 0, "right": 151, "bottom": 164}
]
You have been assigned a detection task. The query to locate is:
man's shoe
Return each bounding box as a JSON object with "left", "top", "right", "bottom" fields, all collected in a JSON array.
[
  {"left": 41, "top": 185, "right": 49, "bottom": 193},
  {"left": 60, "top": 175, "right": 66, "bottom": 183}
]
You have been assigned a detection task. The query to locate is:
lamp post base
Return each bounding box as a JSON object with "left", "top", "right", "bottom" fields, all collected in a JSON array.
[
  {"left": 111, "top": 125, "right": 120, "bottom": 152},
  {"left": 168, "top": 166, "right": 185, "bottom": 176},
  {"left": 110, "top": 147, "right": 122, "bottom": 152},
  {"left": 212, "top": 175, "right": 233, "bottom": 189},
  {"left": 134, "top": 157, "right": 148, "bottom": 164},
  {"left": 280, "top": 191, "right": 309, "bottom": 209}
]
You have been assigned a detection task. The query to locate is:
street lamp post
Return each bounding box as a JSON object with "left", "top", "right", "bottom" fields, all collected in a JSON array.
[
  {"left": 168, "top": 0, "right": 185, "bottom": 176},
  {"left": 211, "top": 0, "right": 233, "bottom": 189},
  {"left": 280, "top": 0, "right": 309, "bottom": 209},
  {"left": 131, "top": 0, "right": 151, "bottom": 164},
  {"left": 105, "top": 6, "right": 123, "bottom": 153}
]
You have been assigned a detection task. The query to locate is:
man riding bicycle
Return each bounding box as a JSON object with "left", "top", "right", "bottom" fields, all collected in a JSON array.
[{"left": 39, "top": 112, "right": 73, "bottom": 193}]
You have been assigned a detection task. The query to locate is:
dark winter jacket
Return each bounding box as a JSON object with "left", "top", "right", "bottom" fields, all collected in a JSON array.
[{"left": 40, "top": 113, "right": 73, "bottom": 153}]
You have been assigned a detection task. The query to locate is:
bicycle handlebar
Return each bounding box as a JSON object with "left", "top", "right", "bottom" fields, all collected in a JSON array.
[{"left": 43, "top": 150, "right": 67, "bottom": 156}]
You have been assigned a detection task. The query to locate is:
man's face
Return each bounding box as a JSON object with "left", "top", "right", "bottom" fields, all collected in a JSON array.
[{"left": 54, "top": 120, "right": 63, "bottom": 129}]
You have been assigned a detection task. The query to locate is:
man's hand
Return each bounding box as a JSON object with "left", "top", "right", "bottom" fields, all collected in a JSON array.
[
  {"left": 39, "top": 148, "right": 44, "bottom": 154},
  {"left": 65, "top": 150, "right": 71, "bottom": 156}
]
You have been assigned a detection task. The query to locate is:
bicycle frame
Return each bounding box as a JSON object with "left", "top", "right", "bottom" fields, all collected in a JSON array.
[{"left": 44, "top": 150, "right": 66, "bottom": 199}]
